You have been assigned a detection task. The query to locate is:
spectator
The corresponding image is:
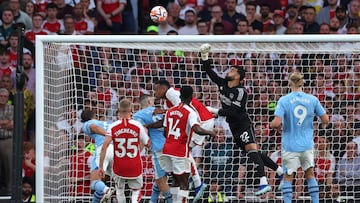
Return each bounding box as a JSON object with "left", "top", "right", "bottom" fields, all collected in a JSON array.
[
  {"left": 7, "top": 31, "right": 32, "bottom": 68},
  {"left": 11, "top": 74, "right": 34, "bottom": 136},
  {"left": 283, "top": 3, "right": 300, "bottom": 28},
  {"left": 347, "top": 0, "right": 360, "bottom": 26},
  {"left": 59, "top": 14, "right": 80, "bottom": 35},
  {"left": 80, "top": 0, "right": 98, "bottom": 29},
  {"left": 209, "top": 5, "right": 234, "bottom": 34},
  {"left": 0, "top": 75, "right": 14, "bottom": 105},
  {"left": 245, "top": 1, "right": 263, "bottom": 34},
  {"left": 314, "top": 136, "right": 337, "bottom": 199},
  {"left": 197, "top": 19, "right": 210, "bottom": 35},
  {"left": 178, "top": 0, "right": 195, "bottom": 20},
  {"left": 55, "top": 0, "right": 73, "bottom": 19},
  {"left": 259, "top": 3, "right": 272, "bottom": 32},
  {"left": 166, "top": 2, "right": 185, "bottom": 30},
  {"left": 9, "top": 0, "right": 32, "bottom": 30},
  {"left": 68, "top": 134, "right": 92, "bottom": 197},
  {"left": 121, "top": 0, "right": 138, "bottom": 34},
  {"left": 336, "top": 141, "right": 360, "bottom": 200},
  {"left": 0, "top": 88, "right": 14, "bottom": 195},
  {"left": 20, "top": 53, "right": 36, "bottom": 99},
  {"left": 25, "top": 13, "right": 50, "bottom": 45},
  {"left": 43, "top": 3, "right": 64, "bottom": 34},
  {"left": 0, "top": 46, "right": 15, "bottom": 78},
  {"left": 303, "top": 6, "right": 320, "bottom": 33},
  {"left": 22, "top": 141, "right": 36, "bottom": 179},
  {"left": 206, "top": 180, "right": 229, "bottom": 202},
  {"left": 222, "top": 0, "right": 246, "bottom": 30},
  {"left": 0, "top": 8, "right": 16, "bottom": 46},
  {"left": 73, "top": 3, "right": 95, "bottom": 34},
  {"left": 23, "top": 1, "right": 35, "bottom": 19},
  {"left": 316, "top": 0, "right": 338, "bottom": 25},
  {"left": 96, "top": 0, "right": 126, "bottom": 34},
  {"left": 273, "top": 10, "right": 286, "bottom": 34},
  {"left": 178, "top": 9, "right": 199, "bottom": 35},
  {"left": 319, "top": 22, "right": 331, "bottom": 34},
  {"left": 32, "top": 0, "right": 48, "bottom": 18},
  {"left": 22, "top": 176, "right": 35, "bottom": 203},
  {"left": 198, "top": 0, "right": 219, "bottom": 22},
  {"left": 335, "top": 6, "right": 348, "bottom": 33},
  {"left": 346, "top": 22, "right": 359, "bottom": 34},
  {"left": 234, "top": 18, "right": 249, "bottom": 34}
]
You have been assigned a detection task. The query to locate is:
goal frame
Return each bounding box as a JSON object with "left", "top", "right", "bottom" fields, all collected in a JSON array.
[{"left": 35, "top": 34, "right": 360, "bottom": 202}]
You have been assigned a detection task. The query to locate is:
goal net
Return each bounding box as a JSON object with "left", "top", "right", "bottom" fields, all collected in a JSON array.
[{"left": 36, "top": 35, "right": 360, "bottom": 202}]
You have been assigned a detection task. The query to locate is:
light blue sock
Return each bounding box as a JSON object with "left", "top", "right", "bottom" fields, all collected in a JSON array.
[
  {"left": 151, "top": 182, "right": 161, "bottom": 203},
  {"left": 163, "top": 190, "right": 172, "bottom": 203},
  {"left": 91, "top": 180, "right": 106, "bottom": 203},
  {"left": 307, "top": 178, "right": 319, "bottom": 203},
  {"left": 282, "top": 181, "right": 293, "bottom": 203}
]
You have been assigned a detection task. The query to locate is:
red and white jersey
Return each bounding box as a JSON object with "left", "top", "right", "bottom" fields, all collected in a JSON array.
[
  {"left": 25, "top": 29, "right": 50, "bottom": 44},
  {"left": 42, "top": 20, "right": 64, "bottom": 33},
  {"left": 165, "top": 87, "right": 214, "bottom": 122},
  {"left": 98, "top": 0, "right": 126, "bottom": 23},
  {"left": 32, "top": 0, "right": 48, "bottom": 16},
  {"left": 8, "top": 48, "right": 31, "bottom": 67},
  {"left": 74, "top": 18, "right": 95, "bottom": 34},
  {"left": 163, "top": 103, "right": 200, "bottom": 158},
  {"left": 0, "top": 66, "right": 15, "bottom": 77},
  {"left": 107, "top": 118, "right": 149, "bottom": 178}
]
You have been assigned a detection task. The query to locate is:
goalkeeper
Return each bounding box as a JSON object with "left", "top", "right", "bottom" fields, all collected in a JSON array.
[{"left": 199, "top": 44, "right": 283, "bottom": 196}]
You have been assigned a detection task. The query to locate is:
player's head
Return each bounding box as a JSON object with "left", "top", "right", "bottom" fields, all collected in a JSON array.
[
  {"left": 22, "top": 176, "right": 34, "bottom": 196},
  {"left": 225, "top": 65, "right": 245, "bottom": 82},
  {"left": 154, "top": 79, "right": 170, "bottom": 99},
  {"left": 81, "top": 109, "right": 96, "bottom": 122},
  {"left": 139, "top": 94, "right": 154, "bottom": 108},
  {"left": 118, "top": 98, "right": 132, "bottom": 118},
  {"left": 180, "top": 85, "right": 193, "bottom": 104},
  {"left": 289, "top": 72, "right": 304, "bottom": 89}
]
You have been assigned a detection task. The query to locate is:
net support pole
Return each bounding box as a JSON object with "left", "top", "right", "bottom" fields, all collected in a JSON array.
[{"left": 11, "top": 24, "right": 26, "bottom": 202}]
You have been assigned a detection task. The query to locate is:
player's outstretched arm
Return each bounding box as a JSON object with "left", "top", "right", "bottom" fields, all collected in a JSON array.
[
  {"left": 270, "top": 116, "right": 282, "bottom": 129},
  {"left": 90, "top": 124, "right": 108, "bottom": 136},
  {"left": 199, "top": 44, "right": 226, "bottom": 86}
]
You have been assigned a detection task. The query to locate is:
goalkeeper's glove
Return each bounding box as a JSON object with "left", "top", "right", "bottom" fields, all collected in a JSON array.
[
  {"left": 200, "top": 43, "right": 211, "bottom": 61},
  {"left": 206, "top": 106, "right": 219, "bottom": 116}
]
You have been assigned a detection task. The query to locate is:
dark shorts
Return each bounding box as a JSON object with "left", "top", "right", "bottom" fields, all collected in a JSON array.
[{"left": 231, "top": 126, "right": 256, "bottom": 150}]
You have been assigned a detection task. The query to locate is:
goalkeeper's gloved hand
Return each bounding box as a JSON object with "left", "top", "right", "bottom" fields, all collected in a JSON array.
[
  {"left": 200, "top": 43, "right": 211, "bottom": 61},
  {"left": 206, "top": 106, "right": 219, "bottom": 117}
]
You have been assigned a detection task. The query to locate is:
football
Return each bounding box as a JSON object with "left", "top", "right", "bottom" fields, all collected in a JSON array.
[{"left": 150, "top": 6, "right": 168, "bottom": 23}]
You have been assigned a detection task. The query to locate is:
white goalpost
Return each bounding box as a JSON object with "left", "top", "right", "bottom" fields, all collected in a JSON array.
[{"left": 36, "top": 35, "right": 360, "bottom": 202}]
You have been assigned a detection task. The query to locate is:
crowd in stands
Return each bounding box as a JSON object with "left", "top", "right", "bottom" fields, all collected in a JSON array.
[{"left": 0, "top": 0, "right": 360, "bottom": 202}]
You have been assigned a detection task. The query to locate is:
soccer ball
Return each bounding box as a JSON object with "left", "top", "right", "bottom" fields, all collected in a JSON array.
[{"left": 150, "top": 6, "right": 168, "bottom": 23}]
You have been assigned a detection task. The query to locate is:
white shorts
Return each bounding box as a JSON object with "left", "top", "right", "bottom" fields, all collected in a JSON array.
[
  {"left": 191, "top": 145, "right": 203, "bottom": 158},
  {"left": 92, "top": 143, "right": 114, "bottom": 176},
  {"left": 113, "top": 174, "right": 143, "bottom": 190},
  {"left": 190, "top": 119, "right": 214, "bottom": 147},
  {"left": 282, "top": 149, "right": 315, "bottom": 175},
  {"left": 160, "top": 155, "right": 191, "bottom": 175},
  {"left": 152, "top": 151, "right": 167, "bottom": 179}
]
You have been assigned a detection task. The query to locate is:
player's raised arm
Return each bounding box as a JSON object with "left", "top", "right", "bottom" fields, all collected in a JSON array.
[
  {"left": 89, "top": 124, "right": 108, "bottom": 136},
  {"left": 199, "top": 44, "right": 226, "bottom": 86}
]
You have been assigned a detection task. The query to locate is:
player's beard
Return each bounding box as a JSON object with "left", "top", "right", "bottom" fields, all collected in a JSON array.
[{"left": 225, "top": 75, "right": 234, "bottom": 81}]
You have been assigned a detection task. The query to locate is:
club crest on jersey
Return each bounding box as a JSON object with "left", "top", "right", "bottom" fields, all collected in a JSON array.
[{"left": 229, "top": 93, "right": 234, "bottom": 99}]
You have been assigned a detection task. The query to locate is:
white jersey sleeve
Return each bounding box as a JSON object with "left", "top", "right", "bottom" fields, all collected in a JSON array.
[
  {"left": 185, "top": 105, "right": 200, "bottom": 128},
  {"left": 165, "top": 87, "right": 181, "bottom": 106}
]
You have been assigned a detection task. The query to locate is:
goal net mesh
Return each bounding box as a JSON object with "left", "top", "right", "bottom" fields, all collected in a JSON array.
[{"left": 38, "top": 38, "right": 360, "bottom": 202}]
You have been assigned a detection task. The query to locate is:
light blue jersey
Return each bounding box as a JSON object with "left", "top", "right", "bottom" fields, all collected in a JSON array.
[
  {"left": 133, "top": 106, "right": 165, "bottom": 152},
  {"left": 274, "top": 92, "right": 326, "bottom": 152},
  {"left": 82, "top": 119, "right": 111, "bottom": 148}
]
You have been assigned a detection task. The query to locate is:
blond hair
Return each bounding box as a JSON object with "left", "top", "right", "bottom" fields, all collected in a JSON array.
[
  {"left": 118, "top": 98, "right": 132, "bottom": 114},
  {"left": 289, "top": 72, "right": 304, "bottom": 87}
]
